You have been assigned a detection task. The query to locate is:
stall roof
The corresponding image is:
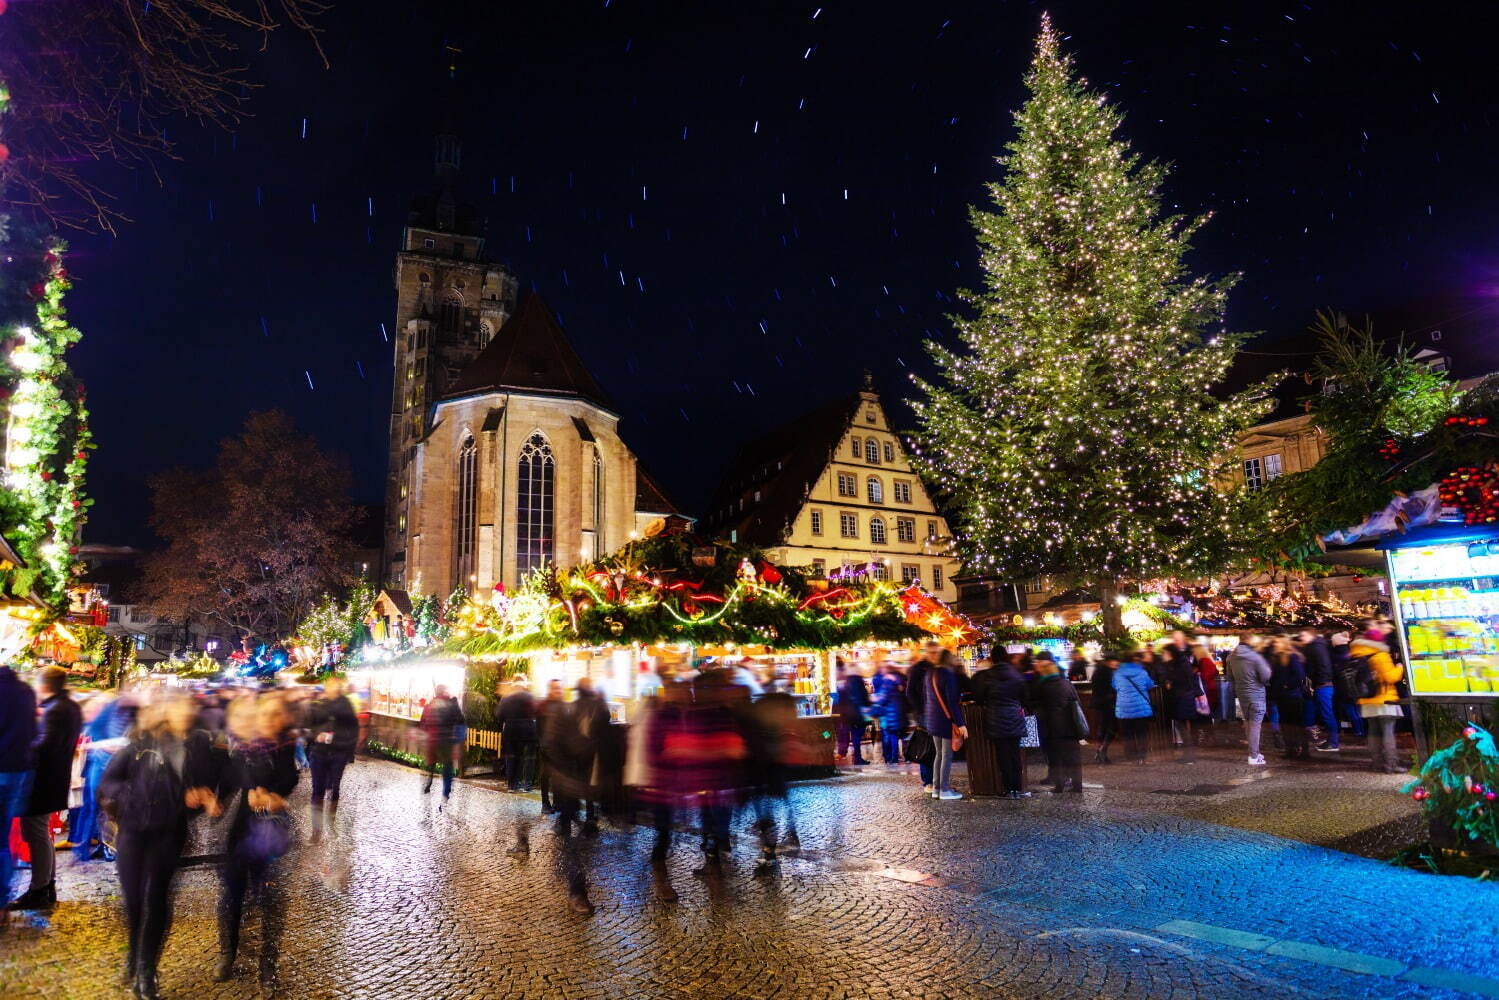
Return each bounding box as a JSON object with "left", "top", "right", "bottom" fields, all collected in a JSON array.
[{"left": 1375, "top": 522, "right": 1499, "bottom": 551}]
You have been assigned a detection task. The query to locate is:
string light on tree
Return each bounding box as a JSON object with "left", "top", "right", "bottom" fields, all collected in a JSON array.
[{"left": 908, "top": 15, "right": 1276, "bottom": 637}]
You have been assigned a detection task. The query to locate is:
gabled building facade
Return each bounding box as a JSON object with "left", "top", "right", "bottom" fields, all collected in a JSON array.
[{"left": 702, "top": 379, "right": 960, "bottom": 602}]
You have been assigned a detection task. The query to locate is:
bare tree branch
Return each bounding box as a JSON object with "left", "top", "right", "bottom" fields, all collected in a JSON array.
[{"left": 0, "top": 0, "right": 329, "bottom": 233}]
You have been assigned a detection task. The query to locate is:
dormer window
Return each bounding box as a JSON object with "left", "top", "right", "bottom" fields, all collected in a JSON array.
[{"left": 423, "top": 238, "right": 436, "bottom": 249}]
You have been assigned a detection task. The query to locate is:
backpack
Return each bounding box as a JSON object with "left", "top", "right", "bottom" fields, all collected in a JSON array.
[
  {"left": 124, "top": 744, "right": 184, "bottom": 831},
  {"left": 1336, "top": 654, "right": 1377, "bottom": 703}
]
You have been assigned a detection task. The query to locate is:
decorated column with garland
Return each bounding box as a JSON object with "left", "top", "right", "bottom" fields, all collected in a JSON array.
[{"left": 0, "top": 67, "right": 92, "bottom": 625}]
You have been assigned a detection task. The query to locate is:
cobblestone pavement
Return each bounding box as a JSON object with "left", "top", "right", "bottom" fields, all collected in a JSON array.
[{"left": 2, "top": 751, "right": 1497, "bottom": 1000}]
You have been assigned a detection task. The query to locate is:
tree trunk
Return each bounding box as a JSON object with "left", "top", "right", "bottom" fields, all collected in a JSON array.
[{"left": 1099, "top": 581, "right": 1126, "bottom": 642}]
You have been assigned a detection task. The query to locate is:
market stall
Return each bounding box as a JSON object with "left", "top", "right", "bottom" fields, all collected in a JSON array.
[{"left": 350, "top": 528, "right": 979, "bottom": 772}]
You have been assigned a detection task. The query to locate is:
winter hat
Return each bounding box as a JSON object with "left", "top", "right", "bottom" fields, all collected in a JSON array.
[{"left": 1330, "top": 631, "right": 1351, "bottom": 646}]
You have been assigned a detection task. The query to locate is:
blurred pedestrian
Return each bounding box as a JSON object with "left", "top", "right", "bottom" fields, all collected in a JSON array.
[
  {"left": 971, "top": 655, "right": 1030, "bottom": 797},
  {"left": 306, "top": 678, "right": 359, "bottom": 843},
  {"left": 11, "top": 667, "right": 82, "bottom": 911},
  {"left": 216, "top": 694, "right": 299, "bottom": 989},
  {"left": 871, "top": 661, "right": 907, "bottom": 765},
  {"left": 922, "top": 650, "right": 967, "bottom": 800},
  {"left": 540, "top": 680, "right": 609, "bottom": 914},
  {"left": 1067, "top": 649, "right": 1090, "bottom": 682},
  {"left": 0, "top": 663, "right": 38, "bottom": 909},
  {"left": 1194, "top": 644, "right": 1226, "bottom": 746},
  {"left": 1268, "top": 635, "right": 1310, "bottom": 759},
  {"left": 1353, "top": 625, "right": 1405, "bottom": 773},
  {"left": 1298, "top": 627, "right": 1339, "bottom": 752},
  {"left": 71, "top": 692, "right": 129, "bottom": 860},
  {"left": 571, "top": 677, "right": 612, "bottom": 832},
  {"left": 497, "top": 678, "right": 539, "bottom": 793},
  {"left": 1329, "top": 630, "right": 1365, "bottom": 740},
  {"left": 1228, "top": 633, "right": 1272, "bottom": 766},
  {"left": 1165, "top": 637, "right": 1207, "bottom": 763},
  {"left": 1091, "top": 653, "right": 1119, "bottom": 764},
  {"left": 536, "top": 679, "right": 566, "bottom": 814},
  {"left": 1114, "top": 652, "right": 1156, "bottom": 764},
  {"left": 99, "top": 692, "right": 218, "bottom": 1000},
  {"left": 419, "top": 683, "right": 466, "bottom": 801},
  {"left": 906, "top": 641, "right": 943, "bottom": 791},
  {"left": 1031, "top": 652, "right": 1084, "bottom": 793},
  {"left": 834, "top": 660, "right": 871, "bottom": 765},
  {"left": 745, "top": 681, "right": 801, "bottom": 868}
]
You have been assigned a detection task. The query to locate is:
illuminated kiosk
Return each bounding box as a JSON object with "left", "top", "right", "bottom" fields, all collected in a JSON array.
[
  {"left": 1379, "top": 523, "right": 1499, "bottom": 757},
  {"left": 348, "top": 537, "right": 979, "bottom": 768}
]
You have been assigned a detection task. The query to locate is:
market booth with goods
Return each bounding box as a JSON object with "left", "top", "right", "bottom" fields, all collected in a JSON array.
[{"left": 346, "top": 527, "right": 980, "bottom": 772}]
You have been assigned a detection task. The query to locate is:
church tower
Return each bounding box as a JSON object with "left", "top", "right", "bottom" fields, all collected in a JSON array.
[{"left": 384, "top": 135, "right": 519, "bottom": 588}]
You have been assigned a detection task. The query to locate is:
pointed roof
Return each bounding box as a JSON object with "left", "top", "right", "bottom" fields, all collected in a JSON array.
[
  {"left": 703, "top": 393, "right": 865, "bottom": 547},
  {"left": 442, "top": 294, "right": 616, "bottom": 411}
]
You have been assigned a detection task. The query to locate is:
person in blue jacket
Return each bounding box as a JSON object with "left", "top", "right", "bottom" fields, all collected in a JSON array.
[
  {"left": 870, "top": 662, "right": 907, "bottom": 765},
  {"left": 1113, "top": 653, "right": 1156, "bottom": 764}
]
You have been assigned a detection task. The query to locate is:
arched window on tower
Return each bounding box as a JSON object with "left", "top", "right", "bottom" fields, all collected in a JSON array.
[
  {"left": 590, "top": 449, "right": 604, "bottom": 560},
  {"left": 454, "top": 436, "right": 478, "bottom": 586},
  {"left": 516, "top": 433, "right": 555, "bottom": 578},
  {"left": 439, "top": 290, "right": 464, "bottom": 334}
]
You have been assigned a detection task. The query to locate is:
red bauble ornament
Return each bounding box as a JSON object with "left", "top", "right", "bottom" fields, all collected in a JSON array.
[
  {"left": 27, "top": 282, "right": 44, "bottom": 299},
  {"left": 38, "top": 471, "right": 51, "bottom": 481},
  {"left": 1440, "top": 467, "right": 1499, "bottom": 526},
  {"left": 75, "top": 451, "right": 85, "bottom": 460},
  {"left": 0, "top": 143, "right": 8, "bottom": 164}
]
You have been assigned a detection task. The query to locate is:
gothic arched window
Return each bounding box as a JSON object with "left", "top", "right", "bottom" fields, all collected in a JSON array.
[
  {"left": 590, "top": 449, "right": 604, "bottom": 560},
  {"left": 454, "top": 437, "right": 478, "bottom": 585},
  {"left": 516, "top": 433, "right": 555, "bottom": 578},
  {"left": 439, "top": 290, "right": 464, "bottom": 333}
]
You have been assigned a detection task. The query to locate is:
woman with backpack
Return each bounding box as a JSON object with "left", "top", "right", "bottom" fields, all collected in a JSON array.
[
  {"left": 1352, "top": 625, "right": 1405, "bottom": 773},
  {"left": 215, "top": 694, "right": 299, "bottom": 990},
  {"left": 99, "top": 693, "right": 219, "bottom": 1000}
]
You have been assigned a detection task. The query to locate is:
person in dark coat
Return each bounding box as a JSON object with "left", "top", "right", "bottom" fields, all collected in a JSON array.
[
  {"left": 0, "top": 664, "right": 37, "bottom": 908},
  {"left": 1030, "top": 653, "right": 1084, "bottom": 793},
  {"left": 970, "top": 657, "right": 1030, "bottom": 798},
  {"left": 305, "top": 678, "right": 359, "bottom": 842},
  {"left": 834, "top": 661, "right": 871, "bottom": 765},
  {"left": 1298, "top": 628, "right": 1339, "bottom": 751},
  {"left": 419, "top": 684, "right": 466, "bottom": 800},
  {"left": 12, "top": 667, "right": 83, "bottom": 911},
  {"left": 1091, "top": 654, "right": 1119, "bottom": 764},
  {"left": 1328, "top": 631, "right": 1365, "bottom": 738},
  {"left": 1164, "top": 636, "right": 1207, "bottom": 763},
  {"left": 99, "top": 692, "right": 218, "bottom": 1000},
  {"left": 215, "top": 694, "right": 299, "bottom": 990},
  {"left": 922, "top": 651, "right": 968, "bottom": 799},
  {"left": 496, "top": 678, "right": 539, "bottom": 792},
  {"left": 570, "top": 677, "right": 613, "bottom": 831},
  {"left": 1267, "top": 636, "right": 1310, "bottom": 759},
  {"left": 535, "top": 679, "right": 567, "bottom": 814},
  {"left": 906, "top": 641, "right": 941, "bottom": 789},
  {"left": 539, "top": 680, "right": 612, "bottom": 914}
]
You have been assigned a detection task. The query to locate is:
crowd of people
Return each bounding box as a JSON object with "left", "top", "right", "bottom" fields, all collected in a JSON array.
[
  {"left": 0, "top": 670, "right": 357, "bottom": 999},
  {"left": 0, "top": 619, "right": 1413, "bottom": 994}
]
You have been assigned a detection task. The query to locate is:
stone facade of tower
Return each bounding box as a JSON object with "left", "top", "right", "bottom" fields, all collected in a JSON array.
[{"left": 383, "top": 137, "right": 519, "bottom": 588}]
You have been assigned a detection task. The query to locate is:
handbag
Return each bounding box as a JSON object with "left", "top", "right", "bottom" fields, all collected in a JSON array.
[
  {"left": 236, "top": 812, "right": 293, "bottom": 864},
  {"left": 1193, "top": 675, "right": 1211, "bottom": 717},
  {"left": 1071, "top": 700, "right": 1090, "bottom": 739},
  {"left": 903, "top": 728, "right": 936, "bottom": 766},
  {"left": 1020, "top": 714, "right": 1041, "bottom": 749}
]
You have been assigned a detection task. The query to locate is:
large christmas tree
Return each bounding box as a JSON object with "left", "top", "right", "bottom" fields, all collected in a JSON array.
[{"left": 910, "top": 17, "right": 1276, "bottom": 636}]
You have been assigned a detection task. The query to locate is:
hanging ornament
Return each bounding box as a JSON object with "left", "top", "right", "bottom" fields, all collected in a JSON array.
[{"left": 1438, "top": 466, "right": 1499, "bottom": 526}]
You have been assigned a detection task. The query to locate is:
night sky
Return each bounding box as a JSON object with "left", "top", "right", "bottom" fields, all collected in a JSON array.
[{"left": 62, "top": 0, "right": 1499, "bottom": 546}]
